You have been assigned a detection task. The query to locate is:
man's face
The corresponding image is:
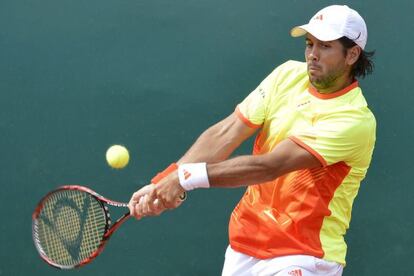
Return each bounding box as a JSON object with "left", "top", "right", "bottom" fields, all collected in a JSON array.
[{"left": 305, "top": 34, "right": 350, "bottom": 91}]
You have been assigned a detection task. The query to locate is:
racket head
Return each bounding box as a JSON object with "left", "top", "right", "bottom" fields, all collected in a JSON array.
[{"left": 32, "top": 186, "right": 114, "bottom": 269}]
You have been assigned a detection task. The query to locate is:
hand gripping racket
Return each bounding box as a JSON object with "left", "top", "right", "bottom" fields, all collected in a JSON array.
[{"left": 32, "top": 185, "right": 130, "bottom": 269}]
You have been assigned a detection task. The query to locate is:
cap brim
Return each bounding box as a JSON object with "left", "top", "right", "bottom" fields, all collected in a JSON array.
[{"left": 290, "top": 23, "right": 342, "bottom": 42}]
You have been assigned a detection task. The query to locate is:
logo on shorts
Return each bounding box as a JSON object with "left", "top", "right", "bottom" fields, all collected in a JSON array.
[{"left": 288, "top": 269, "right": 303, "bottom": 276}]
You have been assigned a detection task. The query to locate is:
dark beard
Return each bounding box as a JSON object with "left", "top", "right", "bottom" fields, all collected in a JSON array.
[{"left": 308, "top": 69, "right": 344, "bottom": 91}]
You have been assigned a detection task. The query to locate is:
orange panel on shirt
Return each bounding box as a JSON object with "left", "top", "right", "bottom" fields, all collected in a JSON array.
[{"left": 229, "top": 161, "right": 351, "bottom": 259}]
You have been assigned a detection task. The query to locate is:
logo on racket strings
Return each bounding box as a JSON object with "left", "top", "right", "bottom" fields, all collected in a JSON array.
[{"left": 39, "top": 195, "right": 92, "bottom": 260}]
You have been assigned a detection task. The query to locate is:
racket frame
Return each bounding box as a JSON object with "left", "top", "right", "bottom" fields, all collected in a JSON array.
[{"left": 32, "top": 185, "right": 130, "bottom": 269}]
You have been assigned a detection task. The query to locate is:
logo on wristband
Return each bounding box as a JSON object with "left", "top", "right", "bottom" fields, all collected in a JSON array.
[
  {"left": 178, "top": 163, "right": 210, "bottom": 191},
  {"left": 183, "top": 169, "right": 192, "bottom": 180}
]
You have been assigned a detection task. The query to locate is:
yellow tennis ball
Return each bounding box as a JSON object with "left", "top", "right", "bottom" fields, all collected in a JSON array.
[{"left": 106, "top": 145, "right": 130, "bottom": 169}]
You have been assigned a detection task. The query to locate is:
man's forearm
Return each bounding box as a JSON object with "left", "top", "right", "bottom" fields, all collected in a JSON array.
[
  {"left": 195, "top": 139, "right": 322, "bottom": 188},
  {"left": 206, "top": 154, "right": 280, "bottom": 188}
]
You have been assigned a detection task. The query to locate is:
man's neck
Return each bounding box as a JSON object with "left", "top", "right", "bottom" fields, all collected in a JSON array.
[{"left": 312, "top": 76, "right": 355, "bottom": 94}]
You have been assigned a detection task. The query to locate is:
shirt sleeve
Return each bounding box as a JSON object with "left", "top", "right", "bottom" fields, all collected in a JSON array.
[
  {"left": 236, "top": 66, "right": 283, "bottom": 128},
  {"left": 289, "top": 109, "right": 376, "bottom": 167}
]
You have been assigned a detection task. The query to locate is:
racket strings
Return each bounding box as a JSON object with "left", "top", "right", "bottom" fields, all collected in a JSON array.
[{"left": 34, "top": 190, "right": 107, "bottom": 267}]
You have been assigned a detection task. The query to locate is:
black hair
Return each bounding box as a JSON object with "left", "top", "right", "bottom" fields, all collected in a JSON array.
[{"left": 338, "top": 36, "right": 375, "bottom": 78}]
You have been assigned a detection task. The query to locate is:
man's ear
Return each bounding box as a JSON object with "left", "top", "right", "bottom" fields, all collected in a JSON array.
[{"left": 347, "top": 46, "right": 361, "bottom": 66}]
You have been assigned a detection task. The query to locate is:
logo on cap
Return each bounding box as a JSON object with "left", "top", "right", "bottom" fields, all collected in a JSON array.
[
  {"left": 314, "top": 14, "right": 323, "bottom": 21},
  {"left": 290, "top": 5, "right": 368, "bottom": 49}
]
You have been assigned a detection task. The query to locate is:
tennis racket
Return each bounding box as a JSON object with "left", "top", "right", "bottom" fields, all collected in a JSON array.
[{"left": 32, "top": 185, "right": 130, "bottom": 269}]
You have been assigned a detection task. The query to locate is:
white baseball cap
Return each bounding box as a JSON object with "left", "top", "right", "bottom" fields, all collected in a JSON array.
[{"left": 290, "top": 5, "right": 368, "bottom": 49}]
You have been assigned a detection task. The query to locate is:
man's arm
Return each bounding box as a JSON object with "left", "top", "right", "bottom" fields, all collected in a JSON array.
[
  {"left": 128, "top": 112, "right": 257, "bottom": 218},
  {"left": 133, "top": 137, "right": 322, "bottom": 213},
  {"left": 177, "top": 112, "right": 258, "bottom": 164},
  {"left": 207, "top": 138, "right": 321, "bottom": 187}
]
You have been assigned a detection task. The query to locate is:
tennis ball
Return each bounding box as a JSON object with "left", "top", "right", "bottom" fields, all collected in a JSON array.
[{"left": 106, "top": 145, "right": 130, "bottom": 169}]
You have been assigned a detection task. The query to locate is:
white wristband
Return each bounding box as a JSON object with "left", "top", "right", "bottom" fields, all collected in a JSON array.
[{"left": 178, "top": 163, "right": 210, "bottom": 191}]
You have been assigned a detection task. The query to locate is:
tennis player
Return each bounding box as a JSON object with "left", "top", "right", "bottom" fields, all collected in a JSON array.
[{"left": 129, "top": 5, "right": 376, "bottom": 275}]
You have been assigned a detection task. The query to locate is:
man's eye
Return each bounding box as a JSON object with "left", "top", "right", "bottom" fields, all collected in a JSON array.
[{"left": 321, "top": 44, "right": 330, "bottom": 48}]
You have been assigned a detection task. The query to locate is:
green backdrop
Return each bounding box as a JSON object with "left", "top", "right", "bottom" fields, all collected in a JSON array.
[{"left": 1, "top": 0, "right": 412, "bottom": 275}]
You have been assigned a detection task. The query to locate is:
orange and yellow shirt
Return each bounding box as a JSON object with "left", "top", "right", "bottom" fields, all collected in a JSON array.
[{"left": 230, "top": 60, "right": 376, "bottom": 265}]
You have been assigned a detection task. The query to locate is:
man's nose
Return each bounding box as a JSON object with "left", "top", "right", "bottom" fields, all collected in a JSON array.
[{"left": 308, "top": 47, "right": 319, "bottom": 61}]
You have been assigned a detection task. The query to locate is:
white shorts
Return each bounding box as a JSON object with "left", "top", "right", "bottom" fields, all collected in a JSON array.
[{"left": 221, "top": 246, "right": 343, "bottom": 276}]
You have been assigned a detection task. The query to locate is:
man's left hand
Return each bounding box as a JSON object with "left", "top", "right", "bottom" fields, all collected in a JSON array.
[{"left": 128, "top": 171, "right": 186, "bottom": 219}]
